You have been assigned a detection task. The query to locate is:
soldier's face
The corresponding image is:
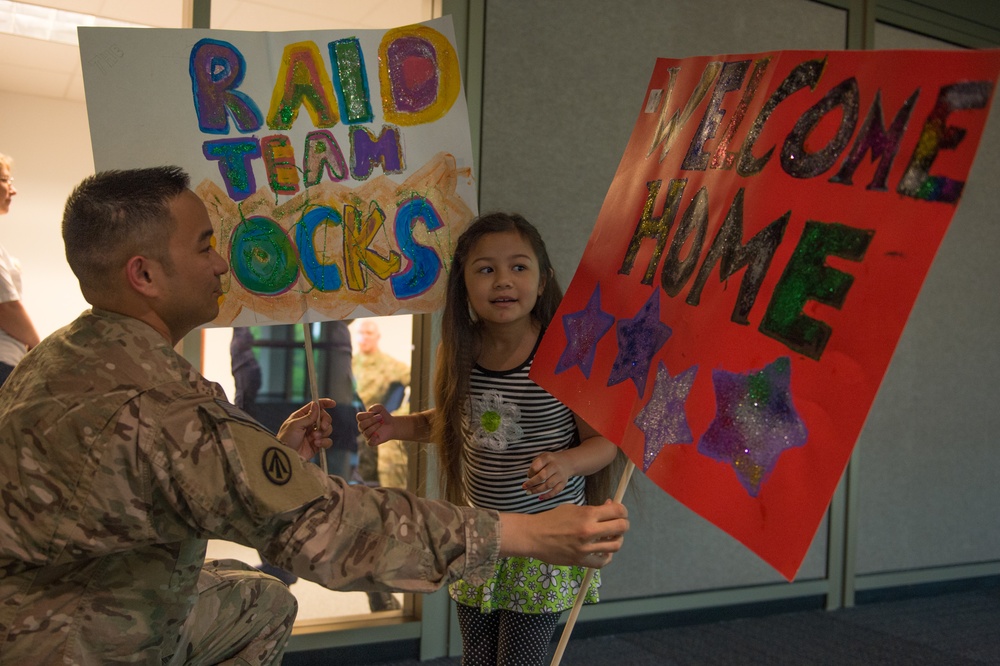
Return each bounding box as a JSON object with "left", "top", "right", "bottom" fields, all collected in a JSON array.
[
  {"left": 357, "top": 323, "right": 380, "bottom": 354},
  {"left": 158, "top": 190, "right": 229, "bottom": 338}
]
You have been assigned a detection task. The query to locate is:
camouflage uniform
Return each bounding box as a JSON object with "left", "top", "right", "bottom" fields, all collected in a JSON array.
[
  {"left": 354, "top": 348, "right": 411, "bottom": 488},
  {"left": 0, "top": 310, "right": 500, "bottom": 665}
]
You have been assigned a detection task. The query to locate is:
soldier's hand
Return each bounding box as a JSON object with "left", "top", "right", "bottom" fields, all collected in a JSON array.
[
  {"left": 357, "top": 403, "right": 396, "bottom": 447},
  {"left": 277, "top": 398, "right": 336, "bottom": 460},
  {"left": 497, "top": 500, "right": 628, "bottom": 568}
]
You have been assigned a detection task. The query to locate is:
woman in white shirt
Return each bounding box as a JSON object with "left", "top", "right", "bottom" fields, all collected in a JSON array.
[{"left": 0, "top": 153, "right": 40, "bottom": 387}]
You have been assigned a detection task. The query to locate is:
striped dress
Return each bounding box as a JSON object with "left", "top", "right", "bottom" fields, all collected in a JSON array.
[{"left": 448, "top": 338, "right": 600, "bottom": 614}]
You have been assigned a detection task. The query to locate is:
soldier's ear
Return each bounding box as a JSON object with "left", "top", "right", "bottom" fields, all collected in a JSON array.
[{"left": 124, "top": 255, "right": 161, "bottom": 298}]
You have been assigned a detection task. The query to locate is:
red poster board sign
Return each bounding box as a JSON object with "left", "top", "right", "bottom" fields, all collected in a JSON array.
[{"left": 531, "top": 49, "right": 1000, "bottom": 580}]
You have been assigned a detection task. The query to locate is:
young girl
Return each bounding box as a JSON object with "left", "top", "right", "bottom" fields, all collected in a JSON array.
[{"left": 358, "top": 212, "right": 621, "bottom": 665}]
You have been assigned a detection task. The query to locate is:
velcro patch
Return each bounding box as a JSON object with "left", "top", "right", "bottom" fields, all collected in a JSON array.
[
  {"left": 199, "top": 402, "right": 327, "bottom": 517},
  {"left": 262, "top": 446, "right": 293, "bottom": 486}
]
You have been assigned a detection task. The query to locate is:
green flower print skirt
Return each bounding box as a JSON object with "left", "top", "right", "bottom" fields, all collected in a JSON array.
[{"left": 449, "top": 555, "right": 600, "bottom": 614}]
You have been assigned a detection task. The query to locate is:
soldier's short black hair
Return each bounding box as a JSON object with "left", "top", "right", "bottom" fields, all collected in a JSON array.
[{"left": 62, "top": 166, "right": 190, "bottom": 295}]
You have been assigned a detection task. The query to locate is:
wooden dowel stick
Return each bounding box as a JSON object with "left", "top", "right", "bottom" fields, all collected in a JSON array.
[
  {"left": 549, "top": 459, "right": 635, "bottom": 666},
  {"left": 301, "top": 322, "right": 327, "bottom": 475}
]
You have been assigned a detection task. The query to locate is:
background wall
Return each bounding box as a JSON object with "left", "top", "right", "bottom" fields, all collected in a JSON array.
[{"left": 851, "top": 22, "right": 1000, "bottom": 579}]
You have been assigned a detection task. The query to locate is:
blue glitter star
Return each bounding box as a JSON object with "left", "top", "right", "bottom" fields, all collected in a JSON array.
[
  {"left": 607, "top": 290, "right": 672, "bottom": 397},
  {"left": 555, "top": 284, "right": 616, "bottom": 379},
  {"left": 697, "top": 357, "right": 808, "bottom": 497},
  {"left": 634, "top": 363, "right": 697, "bottom": 472}
]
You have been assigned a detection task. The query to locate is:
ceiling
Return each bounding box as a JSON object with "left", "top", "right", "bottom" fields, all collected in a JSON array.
[{"left": 0, "top": 0, "right": 432, "bottom": 103}]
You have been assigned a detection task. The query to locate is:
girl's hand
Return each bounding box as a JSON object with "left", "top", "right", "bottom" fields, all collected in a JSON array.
[
  {"left": 357, "top": 403, "right": 396, "bottom": 447},
  {"left": 276, "top": 398, "right": 337, "bottom": 460},
  {"left": 523, "top": 451, "right": 572, "bottom": 501}
]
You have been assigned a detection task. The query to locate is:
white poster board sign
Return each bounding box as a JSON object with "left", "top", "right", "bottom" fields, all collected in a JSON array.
[{"left": 80, "top": 17, "right": 476, "bottom": 326}]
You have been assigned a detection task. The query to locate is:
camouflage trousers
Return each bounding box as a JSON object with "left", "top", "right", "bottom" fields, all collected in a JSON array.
[{"left": 170, "top": 559, "right": 297, "bottom": 665}]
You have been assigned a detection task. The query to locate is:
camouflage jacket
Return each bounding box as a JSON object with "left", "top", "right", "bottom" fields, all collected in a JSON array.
[
  {"left": 0, "top": 310, "right": 500, "bottom": 664},
  {"left": 354, "top": 348, "right": 410, "bottom": 411}
]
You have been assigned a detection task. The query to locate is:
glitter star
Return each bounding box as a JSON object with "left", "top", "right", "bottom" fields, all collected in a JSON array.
[
  {"left": 555, "top": 284, "right": 615, "bottom": 378},
  {"left": 698, "top": 357, "right": 807, "bottom": 497},
  {"left": 607, "top": 291, "right": 671, "bottom": 397},
  {"left": 634, "top": 363, "right": 697, "bottom": 472}
]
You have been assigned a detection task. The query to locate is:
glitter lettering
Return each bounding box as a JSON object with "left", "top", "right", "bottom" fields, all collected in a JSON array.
[
  {"left": 379, "top": 25, "right": 461, "bottom": 126},
  {"left": 390, "top": 197, "right": 445, "bottom": 300},
  {"left": 683, "top": 60, "right": 751, "bottom": 171},
  {"left": 266, "top": 41, "right": 339, "bottom": 131},
  {"left": 737, "top": 58, "right": 826, "bottom": 177},
  {"left": 647, "top": 63, "right": 722, "bottom": 162},
  {"left": 303, "top": 130, "right": 349, "bottom": 185},
  {"left": 350, "top": 125, "right": 405, "bottom": 180},
  {"left": 330, "top": 37, "right": 374, "bottom": 125},
  {"left": 759, "top": 221, "right": 874, "bottom": 360},
  {"left": 686, "top": 189, "right": 790, "bottom": 325},
  {"left": 342, "top": 203, "right": 401, "bottom": 291},
  {"left": 202, "top": 138, "right": 262, "bottom": 200},
  {"left": 261, "top": 134, "right": 299, "bottom": 195},
  {"left": 619, "top": 179, "right": 687, "bottom": 285},
  {"left": 189, "top": 38, "right": 264, "bottom": 134},
  {"left": 781, "top": 77, "right": 860, "bottom": 179},
  {"left": 830, "top": 89, "right": 919, "bottom": 191},
  {"left": 897, "top": 81, "right": 994, "bottom": 202},
  {"left": 661, "top": 186, "right": 710, "bottom": 296}
]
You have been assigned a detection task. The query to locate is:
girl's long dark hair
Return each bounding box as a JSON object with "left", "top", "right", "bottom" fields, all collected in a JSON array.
[{"left": 433, "top": 212, "right": 621, "bottom": 506}]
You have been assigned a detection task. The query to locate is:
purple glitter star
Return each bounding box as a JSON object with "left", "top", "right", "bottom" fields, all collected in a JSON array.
[
  {"left": 555, "top": 284, "right": 615, "bottom": 378},
  {"left": 698, "top": 357, "right": 807, "bottom": 497},
  {"left": 607, "top": 291, "right": 672, "bottom": 397},
  {"left": 634, "top": 363, "right": 697, "bottom": 472}
]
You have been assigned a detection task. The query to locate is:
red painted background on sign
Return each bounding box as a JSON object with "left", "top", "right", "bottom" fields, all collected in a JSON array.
[{"left": 531, "top": 49, "right": 1000, "bottom": 580}]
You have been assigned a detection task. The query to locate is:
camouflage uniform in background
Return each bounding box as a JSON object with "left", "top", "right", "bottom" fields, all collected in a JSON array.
[
  {"left": 0, "top": 309, "right": 500, "bottom": 665},
  {"left": 354, "top": 347, "right": 412, "bottom": 489}
]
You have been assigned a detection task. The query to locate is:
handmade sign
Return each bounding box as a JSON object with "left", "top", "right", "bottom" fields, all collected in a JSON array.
[
  {"left": 531, "top": 49, "right": 1000, "bottom": 580},
  {"left": 79, "top": 18, "right": 476, "bottom": 326}
]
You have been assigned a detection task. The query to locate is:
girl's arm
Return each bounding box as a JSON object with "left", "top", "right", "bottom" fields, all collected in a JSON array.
[
  {"left": 523, "top": 414, "right": 618, "bottom": 501},
  {"left": 357, "top": 406, "right": 436, "bottom": 446},
  {"left": 0, "top": 300, "right": 41, "bottom": 349}
]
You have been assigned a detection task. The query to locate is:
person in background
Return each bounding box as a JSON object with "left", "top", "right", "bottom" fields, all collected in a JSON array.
[
  {"left": 0, "top": 167, "right": 629, "bottom": 665},
  {"left": 354, "top": 318, "right": 411, "bottom": 489},
  {"left": 0, "top": 152, "right": 40, "bottom": 387},
  {"left": 316, "top": 320, "right": 361, "bottom": 480},
  {"left": 353, "top": 318, "right": 412, "bottom": 612},
  {"left": 359, "top": 212, "right": 623, "bottom": 666},
  {"left": 230, "top": 326, "right": 262, "bottom": 415}
]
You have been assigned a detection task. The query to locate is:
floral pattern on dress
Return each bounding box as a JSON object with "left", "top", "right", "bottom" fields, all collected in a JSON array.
[
  {"left": 450, "top": 556, "right": 600, "bottom": 615},
  {"left": 469, "top": 390, "right": 523, "bottom": 451}
]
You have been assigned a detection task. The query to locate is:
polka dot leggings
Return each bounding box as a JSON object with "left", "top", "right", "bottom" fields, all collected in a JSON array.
[{"left": 456, "top": 603, "right": 562, "bottom": 666}]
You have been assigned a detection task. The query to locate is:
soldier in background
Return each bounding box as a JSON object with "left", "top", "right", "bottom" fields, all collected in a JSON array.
[
  {"left": 354, "top": 318, "right": 411, "bottom": 489},
  {"left": 0, "top": 166, "right": 628, "bottom": 664},
  {"left": 353, "top": 318, "right": 412, "bottom": 612}
]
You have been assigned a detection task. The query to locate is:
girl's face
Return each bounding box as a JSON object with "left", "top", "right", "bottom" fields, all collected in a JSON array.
[
  {"left": 463, "top": 230, "right": 544, "bottom": 327},
  {"left": 0, "top": 163, "right": 15, "bottom": 216}
]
